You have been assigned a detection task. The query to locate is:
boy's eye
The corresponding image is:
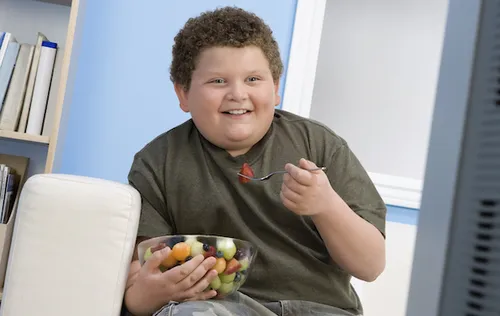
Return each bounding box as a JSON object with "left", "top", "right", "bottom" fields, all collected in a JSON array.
[
  {"left": 211, "top": 79, "right": 225, "bottom": 84},
  {"left": 247, "top": 76, "right": 259, "bottom": 82}
]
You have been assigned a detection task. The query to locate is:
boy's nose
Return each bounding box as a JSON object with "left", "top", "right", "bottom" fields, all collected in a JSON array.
[{"left": 227, "top": 83, "right": 249, "bottom": 102}]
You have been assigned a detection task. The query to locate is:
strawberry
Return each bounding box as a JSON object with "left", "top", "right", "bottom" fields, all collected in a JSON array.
[
  {"left": 239, "top": 163, "right": 254, "bottom": 184},
  {"left": 224, "top": 258, "right": 242, "bottom": 275}
]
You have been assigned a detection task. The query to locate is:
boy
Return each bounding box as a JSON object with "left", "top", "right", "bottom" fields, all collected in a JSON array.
[{"left": 125, "top": 6, "right": 386, "bottom": 316}]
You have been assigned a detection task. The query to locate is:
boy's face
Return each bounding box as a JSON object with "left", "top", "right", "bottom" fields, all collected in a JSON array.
[{"left": 175, "top": 46, "right": 280, "bottom": 157}]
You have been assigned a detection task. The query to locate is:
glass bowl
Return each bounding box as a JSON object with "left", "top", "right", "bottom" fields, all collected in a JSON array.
[{"left": 137, "top": 235, "right": 258, "bottom": 298}]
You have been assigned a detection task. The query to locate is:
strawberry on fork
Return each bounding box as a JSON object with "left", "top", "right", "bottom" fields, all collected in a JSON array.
[{"left": 238, "top": 163, "right": 254, "bottom": 184}]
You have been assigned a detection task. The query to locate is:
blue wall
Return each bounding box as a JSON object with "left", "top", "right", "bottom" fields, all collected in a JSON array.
[{"left": 54, "top": 0, "right": 297, "bottom": 183}]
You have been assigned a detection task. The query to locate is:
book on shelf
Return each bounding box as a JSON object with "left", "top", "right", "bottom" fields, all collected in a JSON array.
[
  {"left": 0, "top": 31, "right": 64, "bottom": 138},
  {"left": 0, "top": 154, "right": 28, "bottom": 225},
  {"left": 0, "top": 167, "right": 17, "bottom": 225},
  {"left": 0, "top": 154, "right": 29, "bottom": 288}
]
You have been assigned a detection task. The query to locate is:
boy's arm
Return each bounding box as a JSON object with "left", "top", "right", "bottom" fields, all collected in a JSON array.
[
  {"left": 282, "top": 142, "right": 386, "bottom": 282},
  {"left": 319, "top": 142, "right": 386, "bottom": 281},
  {"left": 311, "top": 192, "right": 386, "bottom": 282},
  {"left": 128, "top": 152, "right": 172, "bottom": 240},
  {"left": 124, "top": 151, "right": 172, "bottom": 315},
  {"left": 125, "top": 153, "right": 172, "bottom": 292}
]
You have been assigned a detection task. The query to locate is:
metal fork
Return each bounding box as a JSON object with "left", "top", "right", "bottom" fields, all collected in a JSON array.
[{"left": 237, "top": 167, "right": 327, "bottom": 181}]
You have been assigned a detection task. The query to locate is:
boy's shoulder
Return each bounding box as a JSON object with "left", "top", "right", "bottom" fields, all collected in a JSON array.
[
  {"left": 274, "top": 109, "right": 346, "bottom": 149},
  {"left": 133, "top": 118, "right": 195, "bottom": 160},
  {"left": 275, "top": 109, "right": 343, "bottom": 137}
]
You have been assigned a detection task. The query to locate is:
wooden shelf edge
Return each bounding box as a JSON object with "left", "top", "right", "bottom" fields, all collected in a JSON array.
[
  {"left": 45, "top": 0, "right": 80, "bottom": 172},
  {"left": 0, "top": 130, "right": 50, "bottom": 144}
]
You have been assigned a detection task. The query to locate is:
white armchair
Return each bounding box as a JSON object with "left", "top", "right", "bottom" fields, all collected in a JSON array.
[{"left": 0, "top": 174, "right": 141, "bottom": 316}]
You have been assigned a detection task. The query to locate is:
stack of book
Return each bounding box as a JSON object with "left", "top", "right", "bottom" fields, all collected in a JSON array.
[
  {"left": 0, "top": 154, "right": 29, "bottom": 290},
  {"left": 0, "top": 164, "right": 17, "bottom": 225},
  {"left": 0, "top": 31, "right": 64, "bottom": 137},
  {"left": 0, "top": 154, "right": 28, "bottom": 225}
]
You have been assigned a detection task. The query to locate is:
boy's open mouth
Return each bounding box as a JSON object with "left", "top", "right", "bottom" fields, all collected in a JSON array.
[{"left": 223, "top": 110, "right": 251, "bottom": 115}]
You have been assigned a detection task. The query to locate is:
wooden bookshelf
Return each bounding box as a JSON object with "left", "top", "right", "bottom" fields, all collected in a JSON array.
[
  {"left": 0, "top": 0, "right": 81, "bottom": 299},
  {"left": 0, "top": 0, "right": 79, "bottom": 172},
  {"left": 0, "top": 130, "right": 50, "bottom": 144}
]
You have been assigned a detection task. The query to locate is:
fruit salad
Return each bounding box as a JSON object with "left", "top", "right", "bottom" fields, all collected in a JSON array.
[{"left": 142, "top": 235, "right": 253, "bottom": 298}]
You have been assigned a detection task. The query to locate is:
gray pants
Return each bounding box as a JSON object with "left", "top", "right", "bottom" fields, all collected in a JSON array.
[{"left": 153, "top": 292, "right": 361, "bottom": 316}]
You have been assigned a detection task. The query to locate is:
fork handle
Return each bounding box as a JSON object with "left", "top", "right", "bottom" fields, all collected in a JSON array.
[
  {"left": 305, "top": 167, "right": 327, "bottom": 172},
  {"left": 275, "top": 167, "right": 324, "bottom": 174}
]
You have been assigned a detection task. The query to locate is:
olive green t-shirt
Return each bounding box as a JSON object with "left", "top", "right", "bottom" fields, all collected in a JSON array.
[{"left": 127, "top": 109, "right": 386, "bottom": 315}]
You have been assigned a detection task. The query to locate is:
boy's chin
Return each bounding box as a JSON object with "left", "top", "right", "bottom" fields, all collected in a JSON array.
[
  {"left": 220, "top": 135, "right": 260, "bottom": 153},
  {"left": 225, "top": 128, "right": 268, "bottom": 145},
  {"left": 225, "top": 133, "right": 253, "bottom": 143},
  {"left": 204, "top": 126, "right": 270, "bottom": 151}
]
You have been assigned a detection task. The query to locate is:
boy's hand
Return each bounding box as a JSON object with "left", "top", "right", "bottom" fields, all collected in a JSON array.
[
  {"left": 125, "top": 246, "right": 218, "bottom": 316},
  {"left": 280, "top": 158, "right": 335, "bottom": 216}
]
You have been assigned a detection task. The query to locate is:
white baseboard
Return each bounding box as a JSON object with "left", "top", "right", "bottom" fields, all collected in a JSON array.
[{"left": 368, "top": 172, "right": 423, "bottom": 209}]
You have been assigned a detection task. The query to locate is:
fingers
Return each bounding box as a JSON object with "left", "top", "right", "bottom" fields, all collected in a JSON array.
[
  {"left": 126, "top": 260, "right": 141, "bottom": 290},
  {"left": 166, "top": 255, "right": 216, "bottom": 284},
  {"left": 178, "top": 268, "right": 218, "bottom": 300},
  {"left": 143, "top": 246, "right": 172, "bottom": 272},
  {"left": 165, "top": 254, "right": 205, "bottom": 283},
  {"left": 177, "top": 264, "right": 218, "bottom": 292},
  {"left": 285, "top": 162, "right": 314, "bottom": 186},
  {"left": 169, "top": 256, "right": 218, "bottom": 302},
  {"left": 299, "top": 158, "right": 318, "bottom": 170},
  {"left": 281, "top": 179, "right": 301, "bottom": 202},
  {"left": 284, "top": 158, "right": 323, "bottom": 185},
  {"left": 184, "top": 289, "right": 218, "bottom": 302},
  {"left": 280, "top": 190, "right": 297, "bottom": 211},
  {"left": 283, "top": 173, "right": 304, "bottom": 194}
]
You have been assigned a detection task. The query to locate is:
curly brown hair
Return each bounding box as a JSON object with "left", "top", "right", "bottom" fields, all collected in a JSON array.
[{"left": 170, "top": 6, "right": 284, "bottom": 89}]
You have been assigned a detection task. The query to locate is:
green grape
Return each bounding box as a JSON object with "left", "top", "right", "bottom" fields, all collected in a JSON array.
[
  {"left": 143, "top": 247, "right": 153, "bottom": 262},
  {"left": 210, "top": 275, "right": 221, "bottom": 290},
  {"left": 184, "top": 236, "right": 197, "bottom": 246},
  {"left": 238, "top": 258, "right": 249, "bottom": 271},
  {"left": 190, "top": 241, "right": 204, "bottom": 257},
  {"left": 216, "top": 238, "right": 237, "bottom": 260},
  {"left": 218, "top": 282, "right": 234, "bottom": 294},
  {"left": 219, "top": 273, "right": 235, "bottom": 284}
]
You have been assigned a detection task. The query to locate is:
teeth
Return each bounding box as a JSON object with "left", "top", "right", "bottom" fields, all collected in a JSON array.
[{"left": 227, "top": 110, "right": 248, "bottom": 115}]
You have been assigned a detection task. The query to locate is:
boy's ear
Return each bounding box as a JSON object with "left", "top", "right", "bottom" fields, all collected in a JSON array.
[
  {"left": 174, "top": 82, "right": 190, "bottom": 112},
  {"left": 274, "top": 80, "right": 281, "bottom": 106}
]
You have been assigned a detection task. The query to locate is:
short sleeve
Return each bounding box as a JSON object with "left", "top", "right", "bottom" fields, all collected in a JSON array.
[
  {"left": 128, "top": 154, "right": 173, "bottom": 238},
  {"left": 327, "top": 142, "right": 387, "bottom": 237}
]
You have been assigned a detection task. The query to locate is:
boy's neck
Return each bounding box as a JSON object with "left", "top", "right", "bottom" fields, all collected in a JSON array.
[{"left": 226, "top": 148, "right": 251, "bottom": 157}]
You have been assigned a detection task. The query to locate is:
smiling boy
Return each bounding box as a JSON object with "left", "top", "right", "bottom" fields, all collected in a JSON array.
[{"left": 125, "top": 6, "right": 386, "bottom": 316}]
